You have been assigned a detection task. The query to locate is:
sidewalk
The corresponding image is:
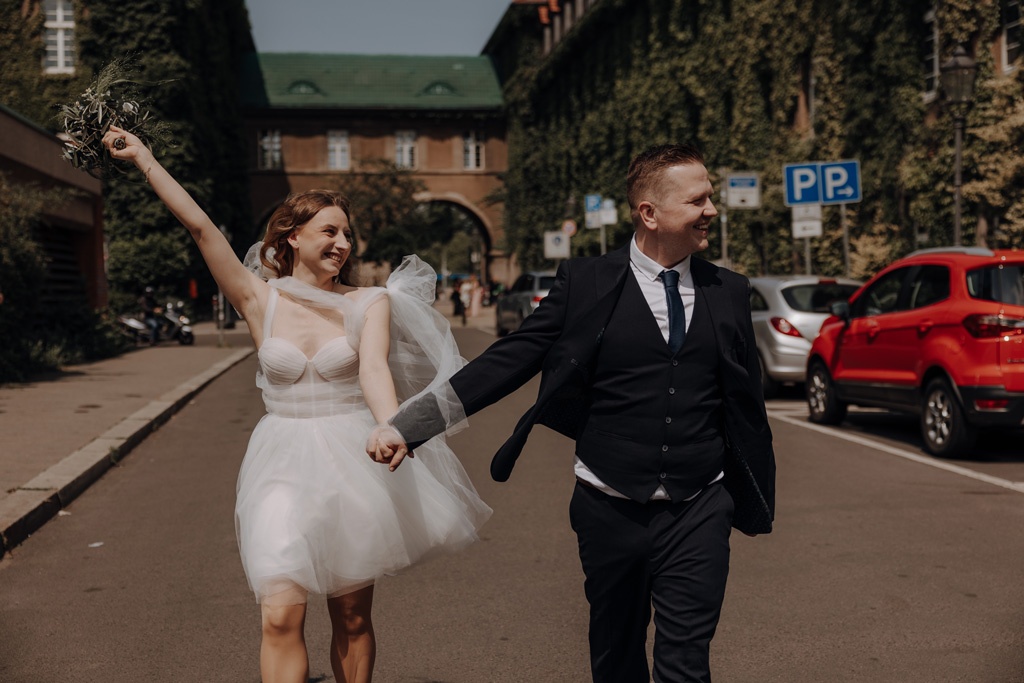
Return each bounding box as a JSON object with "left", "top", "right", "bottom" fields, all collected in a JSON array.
[
  {"left": 0, "top": 302, "right": 495, "bottom": 558},
  {"left": 0, "top": 321, "right": 254, "bottom": 556}
]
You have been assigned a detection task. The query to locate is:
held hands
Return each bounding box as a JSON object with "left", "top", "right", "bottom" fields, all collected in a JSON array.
[
  {"left": 101, "top": 125, "right": 154, "bottom": 173},
  {"left": 366, "top": 424, "right": 414, "bottom": 472}
]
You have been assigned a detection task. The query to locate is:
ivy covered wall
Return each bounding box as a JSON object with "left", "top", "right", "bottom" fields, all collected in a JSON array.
[
  {"left": 494, "top": 0, "right": 1022, "bottom": 278},
  {"left": 0, "top": 0, "right": 255, "bottom": 313}
]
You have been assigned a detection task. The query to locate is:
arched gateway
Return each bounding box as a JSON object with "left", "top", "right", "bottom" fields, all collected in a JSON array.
[{"left": 239, "top": 53, "right": 511, "bottom": 283}]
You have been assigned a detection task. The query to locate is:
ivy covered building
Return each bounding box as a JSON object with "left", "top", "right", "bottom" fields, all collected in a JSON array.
[
  {"left": 484, "top": 0, "right": 1024, "bottom": 278},
  {"left": 0, "top": 0, "right": 255, "bottom": 314}
]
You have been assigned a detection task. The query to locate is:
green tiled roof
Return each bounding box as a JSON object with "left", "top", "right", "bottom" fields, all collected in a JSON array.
[{"left": 240, "top": 53, "right": 504, "bottom": 110}]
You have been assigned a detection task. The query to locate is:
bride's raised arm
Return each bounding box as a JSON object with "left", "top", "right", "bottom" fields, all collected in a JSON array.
[{"left": 101, "top": 125, "right": 264, "bottom": 320}]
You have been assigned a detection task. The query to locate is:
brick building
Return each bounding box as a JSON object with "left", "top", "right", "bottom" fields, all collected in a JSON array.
[
  {"left": 239, "top": 53, "right": 511, "bottom": 283},
  {"left": 0, "top": 103, "right": 105, "bottom": 308}
]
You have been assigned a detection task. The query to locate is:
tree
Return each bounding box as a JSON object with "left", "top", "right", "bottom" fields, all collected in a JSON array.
[{"left": 334, "top": 160, "right": 438, "bottom": 267}]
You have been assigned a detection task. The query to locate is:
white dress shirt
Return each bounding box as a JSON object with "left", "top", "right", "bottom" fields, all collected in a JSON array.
[{"left": 573, "top": 237, "right": 723, "bottom": 501}]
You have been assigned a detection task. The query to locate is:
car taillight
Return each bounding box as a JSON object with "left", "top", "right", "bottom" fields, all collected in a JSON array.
[
  {"left": 962, "top": 314, "right": 1024, "bottom": 338},
  {"left": 975, "top": 399, "right": 1010, "bottom": 411},
  {"left": 532, "top": 296, "right": 544, "bottom": 304},
  {"left": 770, "top": 317, "right": 804, "bottom": 338}
]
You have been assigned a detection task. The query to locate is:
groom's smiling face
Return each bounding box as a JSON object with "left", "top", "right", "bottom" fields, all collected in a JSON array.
[{"left": 648, "top": 163, "right": 718, "bottom": 258}]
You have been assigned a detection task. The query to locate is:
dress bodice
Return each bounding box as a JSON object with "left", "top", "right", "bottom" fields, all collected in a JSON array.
[
  {"left": 256, "top": 289, "right": 364, "bottom": 418},
  {"left": 258, "top": 336, "right": 359, "bottom": 385}
]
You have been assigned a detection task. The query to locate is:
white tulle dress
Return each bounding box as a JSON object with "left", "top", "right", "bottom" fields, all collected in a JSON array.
[{"left": 234, "top": 257, "right": 491, "bottom": 605}]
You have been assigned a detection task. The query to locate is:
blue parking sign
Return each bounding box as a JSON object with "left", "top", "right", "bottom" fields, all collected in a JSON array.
[
  {"left": 819, "top": 160, "right": 861, "bottom": 205},
  {"left": 784, "top": 160, "right": 861, "bottom": 206},
  {"left": 584, "top": 194, "right": 602, "bottom": 213},
  {"left": 784, "top": 164, "right": 821, "bottom": 206}
]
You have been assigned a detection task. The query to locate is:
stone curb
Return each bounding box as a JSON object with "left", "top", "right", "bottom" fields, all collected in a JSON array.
[{"left": 0, "top": 348, "right": 255, "bottom": 558}]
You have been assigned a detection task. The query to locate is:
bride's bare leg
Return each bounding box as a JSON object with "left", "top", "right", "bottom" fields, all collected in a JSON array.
[
  {"left": 327, "top": 585, "right": 376, "bottom": 683},
  {"left": 260, "top": 601, "right": 309, "bottom": 683}
]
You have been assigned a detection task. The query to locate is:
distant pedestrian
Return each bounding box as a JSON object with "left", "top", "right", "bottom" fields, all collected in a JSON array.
[
  {"left": 102, "top": 125, "right": 489, "bottom": 683},
  {"left": 468, "top": 274, "right": 483, "bottom": 318},
  {"left": 138, "top": 286, "right": 161, "bottom": 344},
  {"left": 450, "top": 279, "right": 467, "bottom": 326}
]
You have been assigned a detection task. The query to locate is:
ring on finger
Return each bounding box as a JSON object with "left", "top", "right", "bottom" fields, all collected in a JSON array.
[{"left": 113, "top": 137, "right": 126, "bottom": 150}]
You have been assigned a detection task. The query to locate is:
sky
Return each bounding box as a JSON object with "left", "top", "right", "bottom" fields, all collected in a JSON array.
[{"left": 244, "top": 0, "right": 512, "bottom": 56}]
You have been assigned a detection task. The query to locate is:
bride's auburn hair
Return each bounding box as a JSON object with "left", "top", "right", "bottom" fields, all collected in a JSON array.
[{"left": 261, "top": 190, "right": 357, "bottom": 285}]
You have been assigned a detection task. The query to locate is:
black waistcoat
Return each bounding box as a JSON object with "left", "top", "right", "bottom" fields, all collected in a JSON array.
[{"left": 576, "top": 271, "right": 725, "bottom": 502}]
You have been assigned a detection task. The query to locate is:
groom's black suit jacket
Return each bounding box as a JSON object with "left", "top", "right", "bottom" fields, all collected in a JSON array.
[{"left": 397, "top": 245, "right": 775, "bottom": 534}]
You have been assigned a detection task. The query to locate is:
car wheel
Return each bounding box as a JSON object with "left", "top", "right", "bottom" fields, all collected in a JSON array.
[
  {"left": 920, "top": 378, "right": 976, "bottom": 458},
  {"left": 806, "top": 361, "right": 847, "bottom": 425},
  {"left": 759, "top": 352, "right": 779, "bottom": 400}
]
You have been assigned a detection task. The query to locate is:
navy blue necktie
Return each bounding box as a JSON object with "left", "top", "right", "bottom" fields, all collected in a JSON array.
[{"left": 661, "top": 270, "right": 686, "bottom": 353}]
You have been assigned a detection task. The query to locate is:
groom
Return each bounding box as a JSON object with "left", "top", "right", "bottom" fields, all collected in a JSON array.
[{"left": 378, "top": 143, "right": 775, "bottom": 682}]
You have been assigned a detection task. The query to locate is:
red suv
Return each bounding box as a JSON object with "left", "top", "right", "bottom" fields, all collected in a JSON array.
[{"left": 806, "top": 247, "right": 1024, "bottom": 457}]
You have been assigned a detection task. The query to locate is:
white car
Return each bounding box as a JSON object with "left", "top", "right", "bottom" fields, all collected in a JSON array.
[
  {"left": 749, "top": 276, "right": 861, "bottom": 397},
  {"left": 495, "top": 271, "right": 556, "bottom": 336}
]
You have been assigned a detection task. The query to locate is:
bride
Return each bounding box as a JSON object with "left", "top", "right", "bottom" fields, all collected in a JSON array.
[{"left": 102, "top": 125, "right": 490, "bottom": 683}]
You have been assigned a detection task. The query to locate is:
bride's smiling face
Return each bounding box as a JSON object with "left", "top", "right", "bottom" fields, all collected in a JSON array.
[{"left": 287, "top": 206, "right": 353, "bottom": 280}]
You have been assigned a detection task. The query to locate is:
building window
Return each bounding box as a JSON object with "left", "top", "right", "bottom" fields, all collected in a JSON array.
[
  {"left": 327, "top": 130, "right": 350, "bottom": 170},
  {"left": 922, "top": 8, "right": 938, "bottom": 98},
  {"left": 395, "top": 130, "right": 416, "bottom": 169},
  {"left": 43, "top": 0, "right": 76, "bottom": 75},
  {"left": 463, "top": 130, "right": 485, "bottom": 170},
  {"left": 1004, "top": 0, "right": 1022, "bottom": 71},
  {"left": 258, "top": 130, "right": 282, "bottom": 170}
]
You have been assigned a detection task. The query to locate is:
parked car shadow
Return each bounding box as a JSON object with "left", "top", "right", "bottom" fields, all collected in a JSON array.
[{"left": 842, "top": 410, "right": 1024, "bottom": 463}]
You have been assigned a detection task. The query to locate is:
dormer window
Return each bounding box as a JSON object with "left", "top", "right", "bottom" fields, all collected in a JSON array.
[
  {"left": 422, "top": 81, "right": 456, "bottom": 96},
  {"left": 288, "top": 81, "right": 320, "bottom": 95},
  {"left": 43, "top": 0, "right": 76, "bottom": 75}
]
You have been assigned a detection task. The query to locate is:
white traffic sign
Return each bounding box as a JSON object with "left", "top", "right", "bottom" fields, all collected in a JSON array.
[
  {"left": 784, "top": 160, "right": 862, "bottom": 206},
  {"left": 600, "top": 198, "right": 617, "bottom": 225},
  {"left": 544, "top": 231, "right": 570, "bottom": 259},
  {"left": 792, "top": 205, "right": 823, "bottom": 238},
  {"left": 725, "top": 173, "right": 761, "bottom": 208}
]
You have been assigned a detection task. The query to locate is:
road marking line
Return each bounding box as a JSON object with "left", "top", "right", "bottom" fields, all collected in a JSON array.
[{"left": 767, "top": 410, "right": 1024, "bottom": 495}]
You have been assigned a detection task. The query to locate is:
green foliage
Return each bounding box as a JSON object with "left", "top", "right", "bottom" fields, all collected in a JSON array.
[
  {"left": 499, "top": 0, "right": 1019, "bottom": 277},
  {"left": 333, "top": 159, "right": 439, "bottom": 267},
  {"left": 0, "top": 174, "right": 126, "bottom": 383}
]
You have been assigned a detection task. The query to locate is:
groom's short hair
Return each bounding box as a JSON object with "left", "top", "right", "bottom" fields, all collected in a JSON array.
[{"left": 626, "top": 143, "right": 706, "bottom": 227}]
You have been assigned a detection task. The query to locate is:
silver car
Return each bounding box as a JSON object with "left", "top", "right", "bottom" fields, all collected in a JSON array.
[
  {"left": 495, "top": 271, "right": 557, "bottom": 336},
  {"left": 749, "top": 276, "right": 861, "bottom": 397}
]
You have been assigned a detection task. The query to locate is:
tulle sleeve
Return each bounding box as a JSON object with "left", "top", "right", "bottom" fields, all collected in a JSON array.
[{"left": 379, "top": 257, "right": 469, "bottom": 442}]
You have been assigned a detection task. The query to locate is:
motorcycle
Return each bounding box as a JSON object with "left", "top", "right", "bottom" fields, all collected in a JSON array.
[
  {"left": 160, "top": 301, "right": 195, "bottom": 345},
  {"left": 117, "top": 301, "right": 194, "bottom": 346},
  {"left": 117, "top": 313, "right": 153, "bottom": 346}
]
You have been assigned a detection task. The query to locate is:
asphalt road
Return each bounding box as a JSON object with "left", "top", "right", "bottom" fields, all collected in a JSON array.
[{"left": 2, "top": 332, "right": 1023, "bottom": 682}]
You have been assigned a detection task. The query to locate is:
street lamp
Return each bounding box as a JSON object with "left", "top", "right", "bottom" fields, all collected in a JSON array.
[{"left": 939, "top": 44, "right": 977, "bottom": 247}]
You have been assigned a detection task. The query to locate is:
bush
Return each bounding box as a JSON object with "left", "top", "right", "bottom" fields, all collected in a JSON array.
[{"left": 0, "top": 174, "right": 128, "bottom": 384}]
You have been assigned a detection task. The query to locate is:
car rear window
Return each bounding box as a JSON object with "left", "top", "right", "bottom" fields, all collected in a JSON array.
[
  {"left": 538, "top": 276, "right": 557, "bottom": 290},
  {"left": 967, "top": 265, "right": 1024, "bottom": 306},
  {"left": 781, "top": 284, "right": 860, "bottom": 313}
]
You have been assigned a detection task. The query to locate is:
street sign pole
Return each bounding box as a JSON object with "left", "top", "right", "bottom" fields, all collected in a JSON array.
[
  {"left": 719, "top": 186, "right": 729, "bottom": 268},
  {"left": 805, "top": 237, "right": 812, "bottom": 275},
  {"left": 841, "top": 204, "right": 849, "bottom": 277}
]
